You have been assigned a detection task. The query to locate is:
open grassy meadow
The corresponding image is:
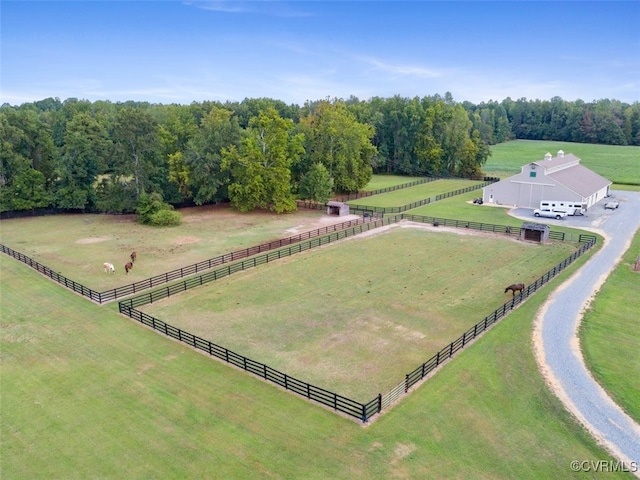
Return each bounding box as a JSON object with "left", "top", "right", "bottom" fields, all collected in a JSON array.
[
  {"left": 141, "top": 225, "right": 579, "bottom": 400},
  {"left": 579, "top": 229, "right": 640, "bottom": 423},
  {"left": 485, "top": 140, "right": 640, "bottom": 188},
  {"left": 3, "top": 246, "right": 628, "bottom": 479}
]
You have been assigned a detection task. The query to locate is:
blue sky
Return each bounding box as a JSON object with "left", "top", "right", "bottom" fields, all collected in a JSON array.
[{"left": 1, "top": 1, "right": 639, "bottom": 106}]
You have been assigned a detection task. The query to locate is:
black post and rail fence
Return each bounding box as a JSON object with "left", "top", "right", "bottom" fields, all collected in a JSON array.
[
  {"left": 1, "top": 215, "right": 376, "bottom": 304},
  {"left": 1, "top": 177, "right": 496, "bottom": 304},
  {"left": 298, "top": 178, "right": 499, "bottom": 216},
  {"left": 116, "top": 226, "right": 596, "bottom": 423},
  {"left": 2, "top": 222, "right": 597, "bottom": 422}
]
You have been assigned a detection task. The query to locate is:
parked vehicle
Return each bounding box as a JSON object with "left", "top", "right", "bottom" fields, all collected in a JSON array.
[
  {"left": 533, "top": 209, "right": 567, "bottom": 220},
  {"left": 604, "top": 201, "right": 619, "bottom": 210},
  {"left": 539, "top": 200, "right": 585, "bottom": 216}
]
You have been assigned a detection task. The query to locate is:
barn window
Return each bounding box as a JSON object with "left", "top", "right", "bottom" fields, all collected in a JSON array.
[{"left": 529, "top": 171, "right": 537, "bottom": 178}]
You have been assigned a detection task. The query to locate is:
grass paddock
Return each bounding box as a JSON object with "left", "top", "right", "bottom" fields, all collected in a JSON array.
[
  {"left": 1, "top": 141, "right": 636, "bottom": 477},
  {"left": 0, "top": 206, "right": 351, "bottom": 290},
  {"left": 142, "top": 224, "right": 580, "bottom": 400},
  {"left": 2, "top": 245, "right": 625, "bottom": 479}
]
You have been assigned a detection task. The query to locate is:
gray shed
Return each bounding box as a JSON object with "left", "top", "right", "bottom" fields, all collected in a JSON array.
[
  {"left": 326, "top": 201, "right": 349, "bottom": 216},
  {"left": 520, "top": 222, "right": 550, "bottom": 243}
]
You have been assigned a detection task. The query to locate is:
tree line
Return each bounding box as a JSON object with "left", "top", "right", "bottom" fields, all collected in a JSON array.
[{"left": 1, "top": 94, "right": 638, "bottom": 215}]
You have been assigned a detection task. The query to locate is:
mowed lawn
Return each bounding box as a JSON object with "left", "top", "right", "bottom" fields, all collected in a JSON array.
[
  {"left": 2, "top": 245, "right": 625, "bottom": 479},
  {"left": 348, "top": 179, "right": 483, "bottom": 208},
  {"left": 486, "top": 140, "right": 640, "bottom": 187},
  {"left": 0, "top": 206, "right": 347, "bottom": 291},
  {"left": 407, "top": 189, "right": 597, "bottom": 242},
  {"left": 141, "top": 225, "right": 579, "bottom": 400}
]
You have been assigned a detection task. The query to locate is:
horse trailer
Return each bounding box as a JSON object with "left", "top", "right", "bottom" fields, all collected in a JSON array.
[{"left": 539, "top": 200, "right": 586, "bottom": 216}]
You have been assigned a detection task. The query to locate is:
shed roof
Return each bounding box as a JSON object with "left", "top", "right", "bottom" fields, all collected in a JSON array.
[{"left": 521, "top": 222, "right": 549, "bottom": 231}]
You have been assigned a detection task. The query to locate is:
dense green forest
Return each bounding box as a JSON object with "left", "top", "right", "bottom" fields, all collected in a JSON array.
[{"left": 1, "top": 95, "right": 638, "bottom": 215}]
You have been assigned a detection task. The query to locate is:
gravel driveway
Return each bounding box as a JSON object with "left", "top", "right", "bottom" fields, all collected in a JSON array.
[{"left": 511, "top": 191, "right": 640, "bottom": 471}]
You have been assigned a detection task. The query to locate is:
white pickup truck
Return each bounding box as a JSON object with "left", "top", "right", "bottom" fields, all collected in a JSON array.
[{"left": 533, "top": 209, "right": 567, "bottom": 220}]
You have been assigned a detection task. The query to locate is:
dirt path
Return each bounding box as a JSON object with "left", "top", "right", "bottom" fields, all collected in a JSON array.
[{"left": 523, "top": 192, "right": 640, "bottom": 475}]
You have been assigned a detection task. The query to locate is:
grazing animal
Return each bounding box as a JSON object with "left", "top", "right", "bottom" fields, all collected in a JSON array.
[
  {"left": 130, "top": 251, "right": 137, "bottom": 263},
  {"left": 504, "top": 283, "right": 525, "bottom": 296},
  {"left": 103, "top": 262, "right": 115, "bottom": 274},
  {"left": 124, "top": 262, "right": 133, "bottom": 275}
]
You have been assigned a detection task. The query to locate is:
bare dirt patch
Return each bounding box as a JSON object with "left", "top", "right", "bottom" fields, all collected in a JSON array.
[
  {"left": 173, "top": 237, "right": 200, "bottom": 245},
  {"left": 76, "top": 237, "right": 110, "bottom": 244},
  {"left": 285, "top": 214, "right": 362, "bottom": 235}
]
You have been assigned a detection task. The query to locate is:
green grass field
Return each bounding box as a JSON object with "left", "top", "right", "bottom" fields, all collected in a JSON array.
[
  {"left": 363, "top": 174, "right": 421, "bottom": 191},
  {"left": 141, "top": 226, "right": 578, "bottom": 400},
  {"left": 579, "top": 229, "right": 640, "bottom": 423},
  {"left": 349, "top": 179, "right": 482, "bottom": 208},
  {"left": 0, "top": 207, "right": 351, "bottom": 290},
  {"left": 485, "top": 140, "right": 640, "bottom": 187},
  {"left": 3, "top": 250, "right": 627, "bottom": 479},
  {"left": 406, "top": 189, "right": 596, "bottom": 241},
  {"left": 1, "top": 139, "right": 637, "bottom": 478}
]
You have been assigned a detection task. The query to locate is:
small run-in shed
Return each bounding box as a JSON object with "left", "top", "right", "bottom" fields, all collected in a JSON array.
[
  {"left": 520, "top": 222, "right": 550, "bottom": 243},
  {"left": 326, "top": 201, "right": 349, "bottom": 216}
]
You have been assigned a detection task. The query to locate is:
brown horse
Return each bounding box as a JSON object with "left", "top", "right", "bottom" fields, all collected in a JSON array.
[
  {"left": 130, "top": 251, "right": 137, "bottom": 263},
  {"left": 504, "top": 283, "right": 525, "bottom": 296},
  {"left": 125, "top": 262, "right": 133, "bottom": 275}
]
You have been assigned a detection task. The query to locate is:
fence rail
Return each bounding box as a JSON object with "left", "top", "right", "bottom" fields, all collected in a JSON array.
[
  {"left": 348, "top": 179, "right": 496, "bottom": 214},
  {"left": 333, "top": 175, "right": 443, "bottom": 202},
  {"left": 116, "top": 222, "right": 597, "bottom": 423},
  {"left": 2, "top": 206, "right": 597, "bottom": 422},
  {"left": 119, "top": 303, "right": 370, "bottom": 422},
  {"left": 119, "top": 216, "right": 400, "bottom": 309},
  {"left": 393, "top": 235, "right": 596, "bottom": 401},
  {"left": 0, "top": 244, "right": 103, "bottom": 302},
  {"left": 99, "top": 215, "right": 376, "bottom": 303},
  {"left": 1, "top": 215, "right": 375, "bottom": 304}
]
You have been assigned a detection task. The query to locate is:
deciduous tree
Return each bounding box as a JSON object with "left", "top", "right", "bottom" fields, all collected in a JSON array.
[{"left": 222, "top": 107, "right": 302, "bottom": 213}]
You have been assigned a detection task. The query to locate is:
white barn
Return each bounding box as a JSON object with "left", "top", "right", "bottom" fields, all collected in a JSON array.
[{"left": 482, "top": 151, "right": 612, "bottom": 210}]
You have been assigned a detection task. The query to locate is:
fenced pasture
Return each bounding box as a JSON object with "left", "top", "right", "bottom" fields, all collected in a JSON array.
[
  {"left": 0, "top": 206, "right": 358, "bottom": 291},
  {"left": 363, "top": 174, "right": 427, "bottom": 191},
  {"left": 486, "top": 140, "right": 640, "bottom": 186},
  {"left": 408, "top": 189, "right": 521, "bottom": 223},
  {"left": 407, "top": 189, "right": 592, "bottom": 239},
  {"left": 347, "top": 178, "right": 483, "bottom": 208},
  {"left": 3, "top": 252, "right": 620, "bottom": 479},
  {"left": 139, "top": 225, "right": 581, "bottom": 400}
]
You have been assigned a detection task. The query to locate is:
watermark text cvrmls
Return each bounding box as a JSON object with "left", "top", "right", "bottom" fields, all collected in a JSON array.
[{"left": 570, "top": 460, "right": 638, "bottom": 473}]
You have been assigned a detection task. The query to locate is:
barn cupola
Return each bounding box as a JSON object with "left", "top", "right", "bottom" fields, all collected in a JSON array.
[
  {"left": 544, "top": 152, "right": 552, "bottom": 161},
  {"left": 557, "top": 150, "right": 564, "bottom": 158}
]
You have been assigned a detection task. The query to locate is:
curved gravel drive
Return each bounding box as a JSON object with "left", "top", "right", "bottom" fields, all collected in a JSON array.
[{"left": 515, "top": 191, "right": 640, "bottom": 472}]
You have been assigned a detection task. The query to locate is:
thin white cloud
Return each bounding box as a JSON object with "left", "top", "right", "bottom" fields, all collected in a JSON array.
[
  {"left": 184, "top": 1, "right": 314, "bottom": 17},
  {"left": 356, "top": 55, "right": 443, "bottom": 79}
]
